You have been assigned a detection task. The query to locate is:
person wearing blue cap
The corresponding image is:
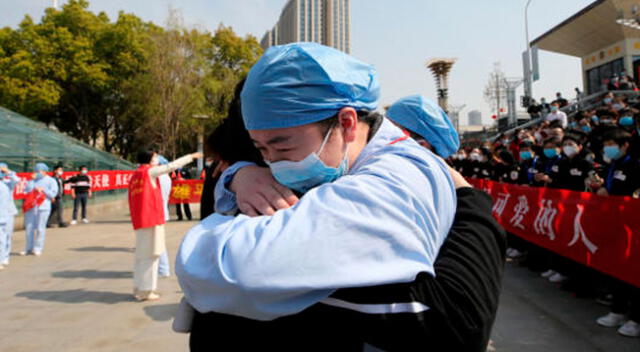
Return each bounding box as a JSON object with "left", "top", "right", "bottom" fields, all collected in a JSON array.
[
  {"left": 176, "top": 42, "right": 457, "bottom": 320},
  {"left": 22, "top": 163, "right": 58, "bottom": 256},
  {"left": 156, "top": 155, "right": 172, "bottom": 278},
  {"left": 386, "top": 94, "right": 460, "bottom": 158},
  {"left": 0, "top": 163, "right": 20, "bottom": 266}
]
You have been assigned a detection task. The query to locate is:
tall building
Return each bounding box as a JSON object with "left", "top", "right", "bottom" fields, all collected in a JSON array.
[
  {"left": 468, "top": 110, "right": 482, "bottom": 126},
  {"left": 260, "top": 0, "right": 350, "bottom": 54}
]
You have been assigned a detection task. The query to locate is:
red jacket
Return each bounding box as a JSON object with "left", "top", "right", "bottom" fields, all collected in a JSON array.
[{"left": 128, "top": 165, "right": 165, "bottom": 230}]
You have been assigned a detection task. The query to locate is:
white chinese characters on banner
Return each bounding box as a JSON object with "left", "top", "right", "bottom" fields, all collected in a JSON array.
[
  {"left": 533, "top": 199, "right": 557, "bottom": 240},
  {"left": 492, "top": 193, "right": 511, "bottom": 217},
  {"left": 510, "top": 195, "right": 530, "bottom": 230},
  {"left": 568, "top": 204, "right": 598, "bottom": 254}
]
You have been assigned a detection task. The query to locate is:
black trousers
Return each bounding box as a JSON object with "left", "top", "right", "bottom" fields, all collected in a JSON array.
[
  {"left": 47, "top": 197, "right": 64, "bottom": 226},
  {"left": 611, "top": 280, "right": 640, "bottom": 322},
  {"left": 176, "top": 203, "right": 192, "bottom": 220},
  {"left": 72, "top": 193, "right": 88, "bottom": 220}
]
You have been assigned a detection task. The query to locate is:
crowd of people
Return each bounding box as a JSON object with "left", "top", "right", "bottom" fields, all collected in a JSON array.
[
  {"left": 449, "top": 93, "right": 640, "bottom": 338},
  {"left": 0, "top": 163, "right": 97, "bottom": 268}
]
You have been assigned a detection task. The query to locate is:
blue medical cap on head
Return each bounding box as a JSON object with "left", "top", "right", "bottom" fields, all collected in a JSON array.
[
  {"left": 241, "top": 42, "right": 380, "bottom": 130},
  {"left": 34, "top": 163, "right": 49, "bottom": 172},
  {"left": 0, "top": 162, "right": 7, "bottom": 169},
  {"left": 157, "top": 155, "right": 169, "bottom": 165},
  {"left": 386, "top": 95, "right": 460, "bottom": 158}
]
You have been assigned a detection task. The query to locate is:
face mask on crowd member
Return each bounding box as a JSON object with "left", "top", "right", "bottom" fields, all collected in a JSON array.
[
  {"left": 80, "top": 168, "right": 88, "bottom": 175},
  {"left": 601, "top": 129, "right": 631, "bottom": 163},
  {"left": 519, "top": 147, "right": 534, "bottom": 161},
  {"left": 543, "top": 140, "right": 561, "bottom": 159},
  {"left": 55, "top": 167, "right": 64, "bottom": 176},
  {"left": 386, "top": 94, "right": 460, "bottom": 158},
  {"left": 619, "top": 115, "right": 634, "bottom": 127},
  {"left": 34, "top": 162, "right": 49, "bottom": 179},
  {"left": 562, "top": 138, "right": 582, "bottom": 159},
  {"left": 550, "top": 105, "right": 559, "bottom": 113}
]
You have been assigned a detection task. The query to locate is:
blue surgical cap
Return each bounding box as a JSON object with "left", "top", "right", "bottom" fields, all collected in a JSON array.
[
  {"left": 0, "top": 163, "right": 7, "bottom": 169},
  {"left": 241, "top": 42, "right": 380, "bottom": 130},
  {"left": 157, "top": 155, "right": 169, "bottom": 165},
  {"left": 34, "top": 163, "right": 49, "bottom": 172},
  {"left": 386, "top": 95, "right": 460, "bottom": 158}
]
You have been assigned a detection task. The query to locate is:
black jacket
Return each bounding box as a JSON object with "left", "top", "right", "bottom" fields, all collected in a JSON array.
[{"left": 189, "top": 188, "right": 506, "bottom": 352}]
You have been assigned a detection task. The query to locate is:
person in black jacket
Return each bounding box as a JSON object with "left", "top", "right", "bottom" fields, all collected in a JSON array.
[
  {"left": 47, "top": 164, "right": 68, "bottom": 228},
  {"left": 556, "top": 132, "right": 593, "bottom": 191},
  {"left": 516, "top": 141, "right": 541, "bottom": 186},
  {"left": 534, "top": 138, "right": 564, "bottom": 189},
  {"left": 68, "top": 165, "right": 92, "bottom": 225}
]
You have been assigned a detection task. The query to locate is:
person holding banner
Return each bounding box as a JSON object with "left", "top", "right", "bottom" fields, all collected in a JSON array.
[
  {"left": 21, "top": 163, "right": 58, "bottom": 256},
  {"left": 591, "top": 128, "right": 640, "bottom": 338},
  {"left": 128, "top": 149, "right": 201, "bottom": 301},
  {"left": 0, "top": 163, "right": 20, "bottom": 266}
]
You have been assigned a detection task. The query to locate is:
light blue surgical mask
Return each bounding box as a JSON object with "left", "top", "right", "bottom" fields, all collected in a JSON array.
[
  {"left": 520, "top": 151, "right": 532, "bottom": 160},
  {"left": 591, "top": 115, "right": 599, "bottom": 123},
  {"left": 603, "top": 145, "right": 622, "bottom": 160},
  {"left": 581, "top": 125, "right": 591, "bottom": 133},
  {"left": 550, "top": 106, "right": 558, "bottom": 112},
  {"left": 543, "top": 148, "right": 559, "bottom": 158},
  {"left": 604, "top": 98, "right": 613, "bottom": 104},
  {"left": 266, "top": 126, "right": 349, "bottom": 193},
  {"left": 620, "top": 116, "right": 634, "bottom": 126},
  {"left": 35, "top": 172, "right": 44, "bottom": 180}
]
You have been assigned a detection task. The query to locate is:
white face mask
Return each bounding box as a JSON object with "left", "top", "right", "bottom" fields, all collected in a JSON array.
[
  {"left": 470, "top": 153, "right": 481, "bottom": 161},
  {"left": 81, "top": 169, "right": 88, "bottom": 175},
  {"left": 56, "top": 170, "right": 64, "bottom": 176},
  {"left": 562, "top": 145, "right": 578, "bottom": 158}
]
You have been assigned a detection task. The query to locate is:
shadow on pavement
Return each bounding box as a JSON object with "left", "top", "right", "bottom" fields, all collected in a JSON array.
[
  {"left": 52, "top": 270, "right": 133, "bottom": 279},
  {"left": 16, "top": 289, "right": 133, "bottom": 304},
  {"left": 70, "top": 246, "right": 133, "bottom": 253},
  {"left": 91, "top": 219, "right": 132, "bottom": 224},
  {"left": 143, "top": 303, "right": 179, "bottom": 322}
]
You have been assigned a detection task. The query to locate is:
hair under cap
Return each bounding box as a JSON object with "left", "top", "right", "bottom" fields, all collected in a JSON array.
[
  {"left": 241, "top": 42, "right": 380, "bottom": 130},
  {"left": 386, "top": 95, "right": 460, "bottom": 158}
]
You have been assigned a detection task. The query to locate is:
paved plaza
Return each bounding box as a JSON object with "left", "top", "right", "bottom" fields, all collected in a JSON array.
[{"left": 0, "top": 207, "right": 639, "bottom": 351}]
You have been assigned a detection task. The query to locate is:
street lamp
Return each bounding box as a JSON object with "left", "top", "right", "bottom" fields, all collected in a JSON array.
[
  {"left": 524, "top": 0, "right": 534, "bottom": 100},
  {"left": 192, "top": 114, "right": 210, "bottom": 175}
]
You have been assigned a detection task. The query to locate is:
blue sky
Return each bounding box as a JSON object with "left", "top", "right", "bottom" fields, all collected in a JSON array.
[{"left": 1, "top": 0, "right": 596, "bottom": 125}]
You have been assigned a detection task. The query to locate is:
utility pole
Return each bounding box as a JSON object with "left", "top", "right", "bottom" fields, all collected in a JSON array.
[{"left": 448, "top": 104, "right": 467, "bottom": 134}]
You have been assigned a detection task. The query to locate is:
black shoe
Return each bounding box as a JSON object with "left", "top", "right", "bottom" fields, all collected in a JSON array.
[{"left": 59, "top": 223, "right": 69, "bottom": 228}]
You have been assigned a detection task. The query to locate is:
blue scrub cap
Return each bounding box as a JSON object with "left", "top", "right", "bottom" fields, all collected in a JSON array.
[
  {"left": 0, "top": 162, "right": 7, "bottom": 169},
  {"left": 34, "top": 162, "right": 49, "bottom": 172},
  {"left": 157, "top": 155, "right": 169, "bottom": 165},
  {"left": 386, "top": 95, "right": 460, "bottom": 158},
  {"left": 241, "top": 42, "right": 380, "bottom": 130}
]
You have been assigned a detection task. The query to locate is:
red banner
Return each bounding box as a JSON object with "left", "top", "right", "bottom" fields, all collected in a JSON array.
[
  {"left": 468, "top": 178, "right": 640, "bottom": 288},
  {"left": 169, "top": 179, "right": 204, "bottom": 204},
  {"left": 12, "top": 170, "right": 204, "bottom": 204}
]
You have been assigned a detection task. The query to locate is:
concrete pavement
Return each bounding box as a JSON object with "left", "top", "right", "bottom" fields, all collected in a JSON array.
[{"left": 1, "top": 207, "right": 639, "bottom": 351}]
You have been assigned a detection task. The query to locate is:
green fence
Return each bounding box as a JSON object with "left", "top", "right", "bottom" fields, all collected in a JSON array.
[{"left": 1, "top": 106, "right": 135, "bottom": 212}]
